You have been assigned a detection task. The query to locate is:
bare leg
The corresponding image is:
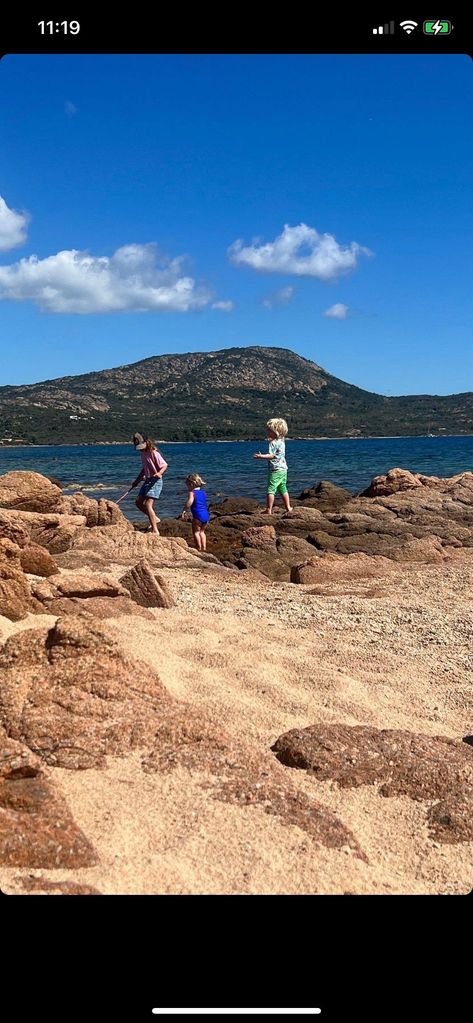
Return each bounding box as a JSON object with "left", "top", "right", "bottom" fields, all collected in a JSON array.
[
  {"left": 192, "top": 521, "right": 203, "bottom": 550},
  {"left": 200, "top": 526, "right": 207, "bottom": 551},
  {"left": 282, "top": 492, "right": 293, "bottom": 512},
  {"left": 144, "top": 498, "right": 160, "bottom": 535},
  {"left": 261, "top": 493, "right": 275, "bottom": 514}
]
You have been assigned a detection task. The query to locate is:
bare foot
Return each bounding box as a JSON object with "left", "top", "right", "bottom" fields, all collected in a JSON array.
[
  {"left": 260, "top": 509, "right": 272, "bottom": 515},
  {"left": 151, "top": 529, "right": 160, "bottom": 536}
]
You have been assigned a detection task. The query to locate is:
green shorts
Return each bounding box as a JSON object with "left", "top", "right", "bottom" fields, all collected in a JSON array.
[{"left": 267, "top": 469, "right": 288, "bottom": 496}]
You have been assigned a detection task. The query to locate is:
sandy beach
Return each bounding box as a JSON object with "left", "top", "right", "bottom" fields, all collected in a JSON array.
[
  {"left": 1, "top": 552, "right": 472, "bottom": 895},
  {"left": 0, "top": 467, "right": 472, "bottom": 895}
]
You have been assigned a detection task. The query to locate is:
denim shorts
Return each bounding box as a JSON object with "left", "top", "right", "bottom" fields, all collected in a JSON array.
[{"left": 139, "top": 476, "right": 163, "bottom": 500}]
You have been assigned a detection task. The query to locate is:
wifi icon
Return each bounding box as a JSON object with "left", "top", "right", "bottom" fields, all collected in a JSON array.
[{"left": 400, "top": 20, "right": 418, "bottom": 34}]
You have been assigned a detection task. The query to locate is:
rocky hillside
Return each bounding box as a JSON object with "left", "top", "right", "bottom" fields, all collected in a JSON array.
[{"left": 1, "top": 346, "right": 472, "bottom": 443}]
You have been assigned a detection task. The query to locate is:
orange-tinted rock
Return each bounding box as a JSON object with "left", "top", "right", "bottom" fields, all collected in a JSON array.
[
  {"left": 143, "top": 706, "right": 365, "bottom": 859},
  {"left": 362, "top": 468, "right": 473, "bottom": 498},
  {"left": 241, "top": 525, "right": 277, "bottom": 549},
  {"left": 19, "top": 544, "right": 59, "bottom": 577},
  {"left": 11, "top": 876, "right": 102, "bottom": 895},
  {"left": 32, "top": 573, "right": 129, "bottom": 601},
  {"left": 0, "top": 509, "right": 87, "bottom": 553},
  {"left": 62, "top": 526, "right": 206, "bottom": 569},
  {"left": 57, "top": 493, "right": 130, "bottom": 528},
  {"left": 0, "top": 471, "right": 62, "bottom": 512},
  {"left": 0, "top": 774, "right": 97, "bottom": 868},
  {"left": 296, "top": 481, "right": 352, "bottom": 510},
  {"left": 0, "top": 617, "right": 170, "bottom": 769},
  {"left": 119, "top": 560, "right": 175, "bottom": 608},
  {"left": 272, "top": 723, "right": 473, "bottom": 844},
  {"left": 0, "top": 539, "right": 43, "bottom": 620},
  {"left": 291, "top": 551, "right": 395, "bottom": 585},
  {"left": 361, "top": 468, "right": 423, "bottom": 497},
  {"left": 235, "top": 549, "right": 291, "bottom": 581},
  {"left": 0, "top": 728, "right": 42, "bottom": 779},
  {"left": 37, "top": 595, "right": 155, "bottom": 620}
]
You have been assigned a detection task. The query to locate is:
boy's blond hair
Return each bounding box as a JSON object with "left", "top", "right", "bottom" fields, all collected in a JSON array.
[
  {"left": 266, "top": 417, "right": 288, "bottom": 438},
  {"left": 186, "top": 473, "right": 206, "bottom": 488}
]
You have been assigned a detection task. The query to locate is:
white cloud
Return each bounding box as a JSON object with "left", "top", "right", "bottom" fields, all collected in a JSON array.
[
  {"left": 212, "top": 300, "right": 234, "bottom": 311},
  {"left": 228, "top": 223, "right": 372, "bottom": 282},
  {"left": 65, "top": 100, "right": 77, "bottom": 117},
  {"left": 262, "top": 285, "right": 294, "bottom": 309},
  {"left": 0, "top": 197, "right": 30, "bottom": 252},
  {"left": 323, "top": 303, "right": 349, "bottom": 319},
  {"left": 0, "top": 243, "right": 212, "bottom": 314}
]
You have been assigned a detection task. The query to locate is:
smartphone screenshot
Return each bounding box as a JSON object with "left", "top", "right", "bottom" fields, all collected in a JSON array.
[{"left": 0, "top": 5, "right": 471, "bottom": 971}]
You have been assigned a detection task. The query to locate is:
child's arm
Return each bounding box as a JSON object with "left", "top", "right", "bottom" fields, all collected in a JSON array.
[
  {"left": 180, "top": 492, "right": 194, "bottom": 518},
  {"left": 253, "top": 452, "right": 273, "bottom": 459}
]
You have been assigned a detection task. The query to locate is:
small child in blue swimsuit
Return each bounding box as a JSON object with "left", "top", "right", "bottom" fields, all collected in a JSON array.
[{"left": 181, "top": 473, "right": 210, "bottom": 550}]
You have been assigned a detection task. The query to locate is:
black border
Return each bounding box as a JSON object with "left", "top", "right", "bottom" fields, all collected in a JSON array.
[
  {"left": 1, "top": 11, "right": 472, "bottom": 56},
  {"left": 0, "top": 19, "right": 470, "bottom": 1023}
]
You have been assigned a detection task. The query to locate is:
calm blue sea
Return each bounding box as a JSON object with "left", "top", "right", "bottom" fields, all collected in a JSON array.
[{"left": 0, "top": 437, "right": 472, "bottom": 520}]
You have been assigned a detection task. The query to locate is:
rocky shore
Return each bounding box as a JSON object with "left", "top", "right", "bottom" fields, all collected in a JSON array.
[{"left": 0, "top": 467, "right": 472, "bottom": 894}]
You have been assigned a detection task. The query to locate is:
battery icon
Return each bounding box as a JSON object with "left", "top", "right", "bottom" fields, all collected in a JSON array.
[{"left": 423, "top": 20, "right": 452, "bottom": 34}]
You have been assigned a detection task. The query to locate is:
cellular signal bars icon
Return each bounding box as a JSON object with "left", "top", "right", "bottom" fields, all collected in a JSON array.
[{"left": 373, "top": 21, "right": 395, "bottom": 34}]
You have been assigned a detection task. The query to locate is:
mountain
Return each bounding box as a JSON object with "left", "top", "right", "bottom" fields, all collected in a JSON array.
[{"left": 0, "top": 346, "right": 472, "bottom": 444}]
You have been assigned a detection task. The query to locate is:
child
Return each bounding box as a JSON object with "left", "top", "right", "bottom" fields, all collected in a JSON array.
[
  {"left": 253, "top": 417, "right": 293, "bottom": 514},
  {"left": 181, "top": 474, "right": 209, "bottom": 550},
  {"left": 130, "top": 433, "right": 168, "bottom": 534}
]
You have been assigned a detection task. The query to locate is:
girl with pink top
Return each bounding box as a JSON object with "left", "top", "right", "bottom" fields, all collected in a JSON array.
[{"left": 130, "top": 433, "right": 168, "bottom": 535}]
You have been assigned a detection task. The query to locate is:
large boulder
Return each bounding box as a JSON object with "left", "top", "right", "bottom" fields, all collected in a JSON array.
[
  {"left": 234, "top": 548, "right": 292, "bottom": 581},
  {"left": 272, "top": 723, "right": 473, "bottom": 844},
  {"left": 59, "top": 525, "right": 212, "bottom": 570},
  {"left": 361, "top": 468, "right": 423, "bottom": 497},
  {"left": 30, "top": 571, "right": 154, "bottom": 618},
  {"left": 0, "top": 539, "right": 43, "bottom": 621},
  {"left": 296, "top": 480, "right": 352, "bottom": 510},
  {"left": 56, "top": 493, "right": 130, "bottom": 528},
  {"left": 0, "top": 617, "right": 171, "bottom": 769},
  {"left": 275, "top": 507, "right": 327, "bottom": 537},
  {"left": 241, "top": 525, "right": 277, "bottom": 549},
  {"left": 0, "top": 471, "right": 62, "bottom": 512},
  {"left": 32, "top": 573, "right": 130, "bottom": 601},
  {"left": 0, "top": 508, "right": 87, "bottom": 553},
  {"left": 290, "top": 551, "right": 396, "bottom": 585},
  {"left": 361, "top": 468, "right": 473, "bottom": 498},
  {"left": 0, "top": 510, "right": 59, "bottom": 575},
  {"left": 275, "top": 534, "right": 319, "bottom": 567}
]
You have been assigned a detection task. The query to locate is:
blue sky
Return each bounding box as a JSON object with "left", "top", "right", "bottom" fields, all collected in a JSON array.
[{"left": 0, "top": 53, "right": 471, "bottom": 394}]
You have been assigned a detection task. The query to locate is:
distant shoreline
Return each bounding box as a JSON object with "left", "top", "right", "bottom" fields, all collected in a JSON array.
[{"left": 1, "top": 433, "right": 473, "bottom": 450}]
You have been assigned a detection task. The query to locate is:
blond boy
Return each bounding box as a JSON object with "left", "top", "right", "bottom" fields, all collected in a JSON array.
[{"left": 253, "top": 417, "right": 293, "bottom": 514}]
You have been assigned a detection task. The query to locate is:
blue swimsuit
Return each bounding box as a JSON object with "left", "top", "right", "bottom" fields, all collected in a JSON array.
[{"left": 191, "top": 489, "right": 209, "bottom": 524}]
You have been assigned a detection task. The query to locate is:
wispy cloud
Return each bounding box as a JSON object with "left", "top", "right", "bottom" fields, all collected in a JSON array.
[
  {"left": 212, "top": 300, "right": 234, "bottom": 312},
  {"left": 0, "top": 197, "right": 30, "bottom": 252},
  {"left": 228, "top": 223, "right": 372, "bottom": 282},
  {"left": 65, "top": 100, "right": 77, "bottom": 117},
  {"left": 0, "top": 243, "right": 211, "bottom": 314},
  {"left": 322, "top": 303, "right": 349, "bottom": 319},
  {"left": 262, "top": 285, "right": 294, "bottom": 309}
]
